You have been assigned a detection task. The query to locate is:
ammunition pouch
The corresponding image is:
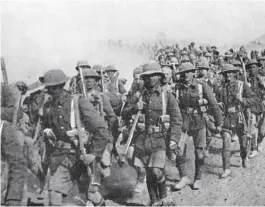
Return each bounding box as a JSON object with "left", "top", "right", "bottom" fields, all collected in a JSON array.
[
  {"left": 186, "top": 107, "right": 207, "bottom": 114},
  {"left": 198, "top": 98, "right": 208, "bottom": 106},
  {"left": 146, "top": 125, "right": 160, "bottom": 134},
  {"left": 227, "top": 106, "right": 236, "bottom": 113},
  {"left": 137, "top": 122, "right": 145, "bottom": 131},
  {"left": 158, "top": 115, "right": 170, "bottom": 131}
]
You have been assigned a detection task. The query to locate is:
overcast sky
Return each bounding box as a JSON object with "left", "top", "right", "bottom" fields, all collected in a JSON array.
[{"left": 1, "top": 0, "right": 265, "bottom": 84}]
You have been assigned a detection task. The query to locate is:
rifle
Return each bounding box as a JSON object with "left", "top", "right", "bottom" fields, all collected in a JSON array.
[
  {"left": 79, "top": 67, "right": 87, "bottom": 98},
  {"left": 100, "top": 68, "right": 105, "bottom": 93},
  {"left": 12, "top": 92, "right": 22, "bottom": 127},
  {"left": 116, "top": 96, "right": 142, "bottom": 165},
  {"left": 1, "top": 57, "right": 8, "bottom": 85},
  {"left": 239, "top": 57, "right": 252, "bottom": 154},
  {"left": 33, "top": 94, "right": 51, "bottom": 143}
]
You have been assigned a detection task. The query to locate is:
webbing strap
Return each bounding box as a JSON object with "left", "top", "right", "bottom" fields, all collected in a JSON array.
[
  {"left": 237, "top": 80, "right": 244, "bottom": 100},
  {"left": 198, "top": 83, "right": 203, "bottom": 100},
  {"left": 162, "top": 90, "right": 167, "bottom": 116}
]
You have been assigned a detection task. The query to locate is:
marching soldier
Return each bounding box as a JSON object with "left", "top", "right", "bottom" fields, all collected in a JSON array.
[
  {"left": 69, "top": 60, "right": 91, "bottom": 94},
  {"left": 258, "top": 56, "right": 265, "bottom": 73},
  {"left": 41, "top": 69, "right": 112, "bottom": 206},
  {"left": 91, "top": 64, "right": 110, "bottom": 92},
  {"left": 189, "top": 42, "right": 197, "bottom": 56},
  {"left": 232, "top": 59, "right": 244, "bottom": 81},
  {"left": 224, "top": 51, "right": 233, "bottom": 64},
  {"left": 122, "top": 61, "right": 182, "bottom": 205},
  {"left": 105, "top": 65, "right": 127, "bottom": 95},
  {"left": 173, "top": 63, "right": 223, "bottom": 190},
  {"left": 127, "top": 65, "right": 144, "bottom": 100},
  {"left": 161, "top": 65, "right": 175, "bottom": 92},
  {"left": 104, "top": 65, "right": 127, "bottom": 116},
  {"left": 216, "top": 64, "right": 260, "bottom": 178},
  {"left": 1, "top": 81, "right": 28, "bottom": 206},
  {"left": 77, "top": 69, "right": 117, "bottom": 134},
  {"left": 196, "top": 60, "right": 218, "bottom": 157},
  {"left": 245, "top": 59, "right": 264, "bottom": 158}
]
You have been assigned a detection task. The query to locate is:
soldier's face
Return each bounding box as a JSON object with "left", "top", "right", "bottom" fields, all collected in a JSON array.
[
  {"left": 249, "top": 65, "right": 258, "bottom": 76},
  {"left": 180, "top": 71, "right": 194, "bottom": 83},
  {"left": 224, "top": 72, "right": 236, "bottom": 83},
  {"left": 143, "top": 74, "right": 161, "bottom": 88},
  {"left": 260, "top": 60, "right": 265, "bottom": 67},
  {"left": 107, "top": 71, "right": 116, "bottom": 78},
  {"left": 162, "top": 67, "right": 172, "bottom": 83},
  {"left": 84, "top": 77, "right": 97, "bottom": 90},
  {"left": 197, "top": 69, "right": 208, "bottom": 78},
  {"left": 46, "top": 84, "right": 64, "bottom": 96}
]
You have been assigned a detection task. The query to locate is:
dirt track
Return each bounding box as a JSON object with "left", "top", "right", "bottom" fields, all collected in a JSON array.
[
  {"left": 11, "top": 134, "right": 265, "bottom": 206},
  {"left": 104, "top": 135, "right": 265, "bottom": 206}
]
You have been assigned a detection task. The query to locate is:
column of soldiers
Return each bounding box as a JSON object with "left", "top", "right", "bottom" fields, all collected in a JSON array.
[{"left": 1, "top": 42, "right": 265, "bottom": 206}]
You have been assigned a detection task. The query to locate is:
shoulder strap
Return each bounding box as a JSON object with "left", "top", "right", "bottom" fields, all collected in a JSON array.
[
  {"left": 162, "top": 89, "right": 168, "bottom": 115},
  {"left": 198, "top": 83, "right": 203, "bottom": 100},
  {"left": 70, "top": 94, "right": 81, "bottom": 129},
  {"left": 237, "top": 80, "right": 244, "bottom": 99}
]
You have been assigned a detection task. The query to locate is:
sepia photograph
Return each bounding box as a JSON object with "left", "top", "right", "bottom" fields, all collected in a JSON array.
[{"left": 1, "top": 0, "right": 265, "bottom": 206}]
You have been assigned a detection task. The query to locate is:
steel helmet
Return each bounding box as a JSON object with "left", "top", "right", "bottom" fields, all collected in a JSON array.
[
  {"left": 197, "top": 59, "right": 210, "bottom": 70},
  {"left": 181, "top": 56, "right": 190, "bottom": 63},
  {"left": 133, "top": 65, "right": 143, "bottom": 77},
  {"left": 75, "top": 60, "right": 91, "bottom": 70},
  {"left": 82, "top": 69, "right": 101, "bottom": 80},
  {"left": 204, "top": 52, "right": 212, "bottom": 58},
  {"left": 231, "top": 59, "right": 242, "bottom": 67},
  {"left": 92, "top": 64, "right": 104, "bottom": 73},
  {"left": 168, "top": 57, "right": 179, "bottom": 66},
  {"left": 140, "top": 60, "right": 165, "bottom": 79},
  {"left": 175, "top": 62, "right": 197, "bottom": 74},
  {"left": 219, "top": 64, "right": 239, "bottom": 74},
  {"left": 105, "top": 65, "right": 117, "bottom": 72},
  {"left": 43, "top": 69, "right": 69, "bottom": 86},
  {"left": 246, "top": 59, "right": 261, "bottom": 68}
]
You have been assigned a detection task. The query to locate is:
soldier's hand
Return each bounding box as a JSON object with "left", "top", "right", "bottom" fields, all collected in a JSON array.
[
  {"left": 215, "top": 125, "right": 223, "bottom": 134},
  {"left": 16, "top": 81, "right": 28, "bottom": 95},
  {"left": 135, "top": 100, "right": 145, "bottom": 110},
  {"left": 80, "top": 154, "right": 95, "bottom": 166},
  {"left": 169, "top": 140, "right": 180, "bottom": 154},
  {"left": 236, "top": 94, "right": 243, "bottom": 103}
]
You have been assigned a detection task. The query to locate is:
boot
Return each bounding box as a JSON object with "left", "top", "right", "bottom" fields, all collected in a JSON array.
[
  {"left": 248, "top": 150, "right": 259, "bottom": 158},
  {"left": 231, "top": 134, "right": 238, "bottom": 142},
  {"left": 134, "top": 181, "right": 145, "bottom": 193},
  {"left": 158, "top": 180, "right": 167, "bottom": 200},
  {"left": 220, "top": 169, "right": 231, "bottom": 178},
  {"left": 192, "top": 180, "right": 202, "bottom": 190},
  {"left": 147, "top": 183, "right": 159, "bottom": 205},
  {"left": 172, "top": 176, "right": 192, "bottom": 190},
  {"left": 203, "top": 149, "right": 210, "bottom": 158},
  {"left": 243, "top": 158, "right": 250, "bottom": 168},
  {"left": 258, "top": 138, "right": 265, "bottom": 152}
]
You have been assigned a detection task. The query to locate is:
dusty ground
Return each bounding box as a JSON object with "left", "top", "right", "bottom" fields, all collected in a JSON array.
[
  {"left": 2, "top": 134, "right": 265, "bottom": 206},
  {"left": 104, "top": 135, "right": 265, "bottom": 206}
]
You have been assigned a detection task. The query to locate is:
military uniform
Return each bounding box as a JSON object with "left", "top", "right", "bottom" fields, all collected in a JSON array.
[
  {"left": 104, "top": 65, "right": 127, "bottom": 116},
  {"left": 216, "top": 64, "right": 260, "bottom": 178},
  {"left": 68, "top": 60, "right": 91, "bottom": 94},
  {"left": 41, "top": 69, "right": 112, "bottom": 206},
  {"left": 123, "top": 61, "right": 182, "bottom": 205},
  {"left": 173, "top": 63, "right": 223, "bottom": 190},
  {"left": 1, "top": 83, "right": 28, "bottom": 206},
  {"left": 246, "top": 59, "right": 265, "bottom": 156}
]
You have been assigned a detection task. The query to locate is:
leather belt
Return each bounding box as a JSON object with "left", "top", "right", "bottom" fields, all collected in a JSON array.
[
  {"left": 186, "top": 107, "right": 199, "bottom": 114},
  {"left": 146, "top": 125, "right": 160, "bottom": 134},
  {"left": 55, "top": 140, "right": 72, "bottom": 149}
]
